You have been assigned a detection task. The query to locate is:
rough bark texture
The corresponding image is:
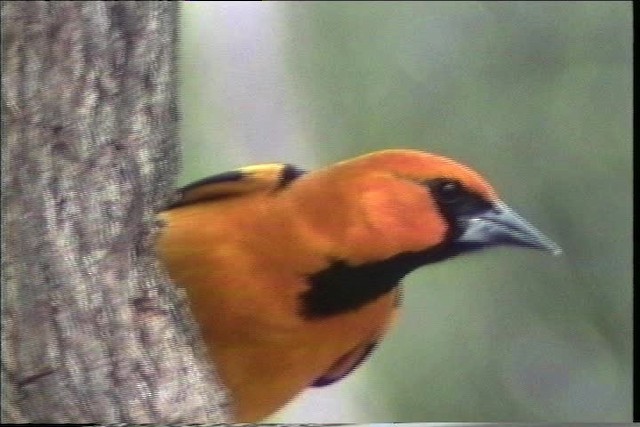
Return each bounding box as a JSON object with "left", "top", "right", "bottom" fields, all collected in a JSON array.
[{"left": 1, "top": 1, "right": 231, "bottom": 423}]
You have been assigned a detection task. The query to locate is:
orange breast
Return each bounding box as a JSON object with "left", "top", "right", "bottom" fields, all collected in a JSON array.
[
  {"left": 202, "top": 286, "right": 399, "bottom": 421},
  {"left": 157, "top": 192, "right": 401, "bottom": 421}
]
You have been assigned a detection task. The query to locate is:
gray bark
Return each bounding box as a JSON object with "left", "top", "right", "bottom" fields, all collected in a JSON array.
[{"left": 1, "top": 1, "right": 231, "bottom": 423}]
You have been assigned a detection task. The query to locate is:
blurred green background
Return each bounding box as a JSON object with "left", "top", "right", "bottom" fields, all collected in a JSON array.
[{"left": 179, "top": 1, "right": 631, "bottom": 423}]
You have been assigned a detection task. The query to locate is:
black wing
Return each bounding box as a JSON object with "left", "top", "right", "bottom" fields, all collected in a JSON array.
[{"left": 169, "top": 163, "right": 306, "bottom": 209}]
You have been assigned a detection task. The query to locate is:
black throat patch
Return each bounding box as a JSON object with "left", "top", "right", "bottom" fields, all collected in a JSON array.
[{"left": 301, "top": 242, "right": 463, "bottom": 319}]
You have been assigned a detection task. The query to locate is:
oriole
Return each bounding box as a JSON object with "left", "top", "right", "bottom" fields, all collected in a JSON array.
[{"left": 156, "top": 149, "right": 561, "bottom": 421}]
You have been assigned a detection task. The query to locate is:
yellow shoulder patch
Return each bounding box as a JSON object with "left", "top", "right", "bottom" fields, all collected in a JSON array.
[{"left": 170, "top": 163, "right": 306, "bottom": 208}]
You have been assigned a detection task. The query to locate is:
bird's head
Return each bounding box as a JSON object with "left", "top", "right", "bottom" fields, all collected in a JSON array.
[{"left": 285, "top": 149, "right": 561, "bottom": 268}]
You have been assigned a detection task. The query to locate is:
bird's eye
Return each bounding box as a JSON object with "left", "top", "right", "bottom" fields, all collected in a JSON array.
[
  {"left": 426, "top": 178, "right": 492, "bottom": 217},
  {"left": 432, "top": 179, "right": 464, "bottom": 204}
]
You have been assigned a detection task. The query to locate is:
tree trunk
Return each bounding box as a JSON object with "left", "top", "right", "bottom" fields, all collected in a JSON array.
[{"left": 1, "top": 1, "right": 231, "bottom": 423}]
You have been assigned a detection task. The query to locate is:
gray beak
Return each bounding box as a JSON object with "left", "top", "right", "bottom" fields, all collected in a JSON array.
[{"left": 456, "top": 201, "right": 562, "bottom": 255}]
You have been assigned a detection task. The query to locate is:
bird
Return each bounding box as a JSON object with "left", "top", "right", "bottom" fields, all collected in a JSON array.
[{"left": 155, "top": 149, "right": 561, "bottom": 422}]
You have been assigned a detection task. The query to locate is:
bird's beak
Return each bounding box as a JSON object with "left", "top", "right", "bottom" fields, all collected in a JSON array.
[{"left": 456, "top": 201, "right": 562, "bottom": 255}]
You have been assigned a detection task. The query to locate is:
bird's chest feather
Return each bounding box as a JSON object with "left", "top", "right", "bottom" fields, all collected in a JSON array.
[
  {"left": 203, "top": 280, "right": 398, "bottom": 422},
  {"left": 157, "top": 193, "right": 401, "bottom": 421}
]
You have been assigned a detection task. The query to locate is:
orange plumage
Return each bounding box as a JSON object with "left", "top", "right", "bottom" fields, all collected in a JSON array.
[{"left": 156, "top": 149, "right": 560, "bottom": 421}]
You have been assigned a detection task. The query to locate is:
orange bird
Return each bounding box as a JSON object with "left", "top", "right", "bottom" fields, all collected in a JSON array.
[{"left": 156, "top": 149, "right": 561, "bottom": 421}]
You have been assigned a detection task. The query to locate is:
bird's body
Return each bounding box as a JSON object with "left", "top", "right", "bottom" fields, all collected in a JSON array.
[{"left": 156, "top": 149, "right": 560, "bottom": 421}]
